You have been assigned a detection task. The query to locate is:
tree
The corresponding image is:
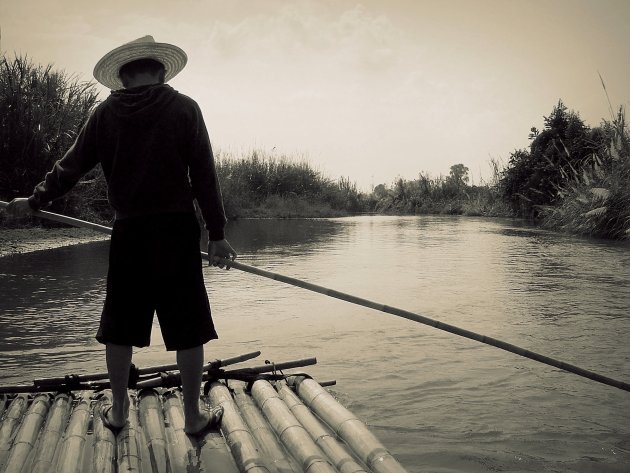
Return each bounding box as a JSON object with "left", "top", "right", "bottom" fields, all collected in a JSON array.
[
  {"left": 448, "top": 164, "right": 470, "bottom": 188},
  {"left": 500, "top": 100, "right": 606, "bottom": 217}
]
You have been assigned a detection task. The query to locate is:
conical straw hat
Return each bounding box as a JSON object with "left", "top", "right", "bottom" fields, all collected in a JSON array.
[{"left": 93, "top": 35, "right": 187, "bottom": 90}]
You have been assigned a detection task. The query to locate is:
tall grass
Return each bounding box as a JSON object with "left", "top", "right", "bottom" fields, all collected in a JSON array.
[
  {"left": 0, "top": 54, "right": 104, "bottom": 226},
  {"left": 215, "top": 150, "right": 368, "bottom": 218},
  {"left": 539, "top": 108, "right": 630, "bottom": 239}
]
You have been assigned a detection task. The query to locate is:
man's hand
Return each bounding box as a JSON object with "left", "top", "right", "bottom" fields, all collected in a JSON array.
[
  {"left": 6, "top": 198, "right": 33, "bottom": 219},
  {"left": 208, "top": 239, "right": 237, "bottom": 269}
]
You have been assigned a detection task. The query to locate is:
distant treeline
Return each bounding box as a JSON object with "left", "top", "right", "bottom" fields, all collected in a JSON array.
[{"left": 1, "top": 54, "right": 628, "bottom": 239}]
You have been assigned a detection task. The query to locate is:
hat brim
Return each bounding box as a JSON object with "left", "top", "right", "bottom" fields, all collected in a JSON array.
[{"left": 93, "top": 42, "right": 187, "bottom": 90}]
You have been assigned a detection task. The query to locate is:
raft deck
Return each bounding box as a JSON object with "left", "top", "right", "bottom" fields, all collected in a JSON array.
[{"left": 0, "top": 354, "right": 408, "bottom": 473}]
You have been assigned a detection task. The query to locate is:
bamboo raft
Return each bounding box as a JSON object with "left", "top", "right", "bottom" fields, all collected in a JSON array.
[{"left": 0, "top": 352, "right": 409, "bottom": 473}]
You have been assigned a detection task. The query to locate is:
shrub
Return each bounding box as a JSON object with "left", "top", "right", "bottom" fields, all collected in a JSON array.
[{"left": 539, "top": 108, "right": 630, "bottom": 239}]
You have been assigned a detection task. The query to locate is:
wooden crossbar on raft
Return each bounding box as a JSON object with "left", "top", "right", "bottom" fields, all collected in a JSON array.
[{"left": 1, "top": 201, "right": 629, "bottom": 394}]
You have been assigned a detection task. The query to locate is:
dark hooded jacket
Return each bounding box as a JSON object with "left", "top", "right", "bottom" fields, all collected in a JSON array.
[{"left": 28, "top": 84, "right": 226, "bottom": 240}]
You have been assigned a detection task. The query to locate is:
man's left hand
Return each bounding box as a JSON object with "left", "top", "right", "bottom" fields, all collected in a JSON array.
[{"left": 208, "top": 239, "right": 237, "bottom": 269}]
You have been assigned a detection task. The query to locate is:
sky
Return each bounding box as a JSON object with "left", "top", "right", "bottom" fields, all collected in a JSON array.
[{"left": 1, "top": 0, "right": 629, "bottom": 190}]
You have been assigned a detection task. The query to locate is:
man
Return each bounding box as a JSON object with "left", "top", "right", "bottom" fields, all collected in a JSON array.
[{"left": 7, "top": 36, "right": 236, "bottom": 435}]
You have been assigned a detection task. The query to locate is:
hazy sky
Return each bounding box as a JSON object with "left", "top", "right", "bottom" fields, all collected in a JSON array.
[{"left": 2, "top": 0, "right": 629, "bottom": 189}]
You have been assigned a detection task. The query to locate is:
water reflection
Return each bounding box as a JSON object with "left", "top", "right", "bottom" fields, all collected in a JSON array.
[{"left": 223, "top": 218, "right": 344, "bottom": 255}]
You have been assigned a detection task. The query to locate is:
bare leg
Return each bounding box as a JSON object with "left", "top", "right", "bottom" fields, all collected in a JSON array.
[
  {"left": 178, "top": 345, "right": 211, "bottom": 433},
  {"left": 105, "top": 343, "right": 132, "bottom": 427}
]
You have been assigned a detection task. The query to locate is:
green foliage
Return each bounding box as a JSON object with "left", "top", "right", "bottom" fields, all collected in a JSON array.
[
  {"left": 500, "top": 100, "right": 607, "bottom": 216},
  {"left": 0, "top": 54, "right": 106, "bottom": 223}
]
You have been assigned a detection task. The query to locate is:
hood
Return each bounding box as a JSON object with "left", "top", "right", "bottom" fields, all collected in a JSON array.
[{"left": 103, "top": 84, "right": 178, "bottom": 120}]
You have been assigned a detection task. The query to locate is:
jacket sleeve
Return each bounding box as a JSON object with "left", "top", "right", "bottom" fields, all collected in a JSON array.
[
  {"left": 28, "top": 114, "right": 100, "bottom": 210},
  {"left": 187, "top": 102, "right": 227, "bottom": 241}
]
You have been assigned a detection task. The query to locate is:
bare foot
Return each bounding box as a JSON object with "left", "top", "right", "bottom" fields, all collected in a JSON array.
[
  {"left": 184, "top": 406, "right": 223, "bottom": 435},
  {"left": 104, "top": 395, "right": 130, "bottom": 430}
]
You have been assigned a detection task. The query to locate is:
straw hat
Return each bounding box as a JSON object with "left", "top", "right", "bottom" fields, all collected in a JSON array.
[{"left": 93, "top": 35, "right": 187, "bottom": 90}]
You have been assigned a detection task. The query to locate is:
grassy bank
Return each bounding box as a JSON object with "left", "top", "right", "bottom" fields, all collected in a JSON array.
[
  {"left": 215, "top": 150, "right": 367, "bottom": 218},
  {"left": 2, "top": 54, "right": 627, "bottom": 239},
  {"left": 369, "top": 162, "right": 514, "bottom": 218}
]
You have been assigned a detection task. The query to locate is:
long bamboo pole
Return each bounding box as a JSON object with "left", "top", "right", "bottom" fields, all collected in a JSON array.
[
  {"left": 32, "top": 350, "right": 261, "bottom": 388},
  {"left": 1, "top": 201, "right": 629, "bottom": 394}
]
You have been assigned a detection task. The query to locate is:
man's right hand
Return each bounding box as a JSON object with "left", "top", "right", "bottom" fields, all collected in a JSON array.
[{"left": 6, "top": 198, "right": 33, "bottom": 218}]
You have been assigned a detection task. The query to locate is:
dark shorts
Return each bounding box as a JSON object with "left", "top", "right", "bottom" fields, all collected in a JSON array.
[{"left": 96, "top": 212, "right": 218, "bottom": 351}]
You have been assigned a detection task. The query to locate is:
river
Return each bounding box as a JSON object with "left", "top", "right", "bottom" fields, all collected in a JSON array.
[{"left": 1, "top": 215, "right": 629, "bottom": 472}]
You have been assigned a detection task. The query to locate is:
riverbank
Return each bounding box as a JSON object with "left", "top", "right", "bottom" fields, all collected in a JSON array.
[{"left": 0, "top": 227, "right": 108, "bottom": 258}]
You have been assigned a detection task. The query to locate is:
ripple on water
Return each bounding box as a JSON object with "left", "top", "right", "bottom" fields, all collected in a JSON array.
[{"left": 1, "top": 217, "right": 629, "bottom": 472}]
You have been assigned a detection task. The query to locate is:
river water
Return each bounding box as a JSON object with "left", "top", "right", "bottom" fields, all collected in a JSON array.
[{"left": 1, "top": 215, "right": 629, "bottom": 472}]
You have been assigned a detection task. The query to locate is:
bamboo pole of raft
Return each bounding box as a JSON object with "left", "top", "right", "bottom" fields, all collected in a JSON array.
[
  {"left": 0, "top": 394, "right": 29, "bottom": 471},
  {"left": 137, "top": 350, "right": 262, "bottom": 375},
  {"left": 54, "top": 392, "right": 92, "bottom": 473},
  {"left": 226, "top": 358, "right": 318, "bottom": 376},
  {"left": 163, "top": 389, "right": 240, "bottom": 473},
  {"left": 31, "top": 350, "right": 262, "bottom": 389},
  {"left": 250, "top": 380, "right": 337, "bottom": 473},
  {"left": 116, "top": 394, "right": 142, "bottom": 473},
  {"left": 207, "top": 381, "right": 272, "bottom": 473},
  {"left": 3, "top": 200, "right": 629, "bottom": 394},
  {"left": 162, "top": 390, "right": 197, "bottom": 473},
  {"left": 275, "top": 381, "right": 368, "bottom": 473},
  {"left": 3, "top": 393, "right": 51, "bottom": 473},
  {"left": 138, "top": 389, "right": 169, "bottom": 473},
  {"left": 30, "top": 393, "right": 73, "bottom": 473},
  {"left": 91, "top": 396, "right": 117, "bottom": 473},
  {"left": 232, "top": 386, "right": 301, "bottom": 473},
  {"left": 290, "top": 377, "right": 408, "bottom": 473},
  {"left": 0, "top": 395, "right": 7, "bottom": 418}
]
